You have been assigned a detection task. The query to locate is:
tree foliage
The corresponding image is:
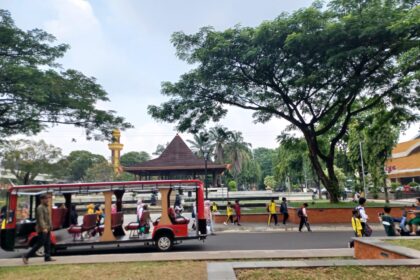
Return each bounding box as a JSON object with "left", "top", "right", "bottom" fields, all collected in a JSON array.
[
  {"left": 148, "top": 0, "right": 419, "bottom": 202},
  {"left": 85, "top": 161, "right": 114, "bottom": 182},
  {"left": 55, "top": 150, "right": 107, "bottom": 181},
  {"left": 0, "top": 10, "right": 132, "bottom": 140},
  {"left": 120, "top": 151, "right": 150, "bottom": 167},
  {"left": 0, "top": 139, "right": 61, "bottom": 184}
]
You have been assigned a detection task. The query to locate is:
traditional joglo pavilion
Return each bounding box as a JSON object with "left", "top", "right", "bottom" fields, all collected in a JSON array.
[{"left": 122, "top": 134, "right": 228, "bottom": 186}]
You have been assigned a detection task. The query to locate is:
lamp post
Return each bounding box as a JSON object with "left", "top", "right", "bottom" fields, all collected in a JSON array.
[
  {"left": 204, "top": 151, "right": 209, "bottom": 199},
  {"left": 359, "top": 141, "right": 367, "bottom": 195}
]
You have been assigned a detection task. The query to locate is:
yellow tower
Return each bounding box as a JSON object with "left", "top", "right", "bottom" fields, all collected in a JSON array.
[{"left": 108, "top": 129, "right": 124, "bottom": 174}]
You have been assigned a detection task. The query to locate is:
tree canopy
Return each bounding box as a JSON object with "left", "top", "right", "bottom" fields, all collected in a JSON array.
[
  {"left": 149, "top": 0, "right": 419, "bottom": 202},
  {"left": 120, "top": 151, "right": 150, "bottom": 167},
  {"left": 0, "top": 139, "right": 61, "bottom": 184},
  {"left": 0, "top": 10, "right": 132, "bottom": 140}
]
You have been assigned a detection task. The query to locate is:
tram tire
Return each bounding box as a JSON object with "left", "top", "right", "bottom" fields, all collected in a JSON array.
[{"left": 155, "top": 234, "right": 173, "bottom": 252}]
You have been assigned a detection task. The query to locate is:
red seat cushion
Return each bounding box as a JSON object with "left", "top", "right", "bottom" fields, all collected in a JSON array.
[
  {"left": 125, "top": 223, "right": 140, "bottom": 231},
  {"left": 68, "top": 226, "right": 82, "bottom": 234},
  {"left": 175, "top": 217, "right": 190, "bottom": 224}
]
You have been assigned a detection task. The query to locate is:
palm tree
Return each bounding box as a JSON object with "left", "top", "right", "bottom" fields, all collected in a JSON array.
[
  {"left": 225, "top": 131, "right": 252, "bottom": 186},
  {"left": 187, "top": 131, "right": 214, "bottom": 158},
  {"left": 209, "top": 125, "right": 232, "bottom": 164}
]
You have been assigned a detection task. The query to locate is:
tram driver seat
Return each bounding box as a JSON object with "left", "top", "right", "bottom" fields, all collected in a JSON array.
[{"left": 168, "top": 207, "right": 190, "bottom": 225}]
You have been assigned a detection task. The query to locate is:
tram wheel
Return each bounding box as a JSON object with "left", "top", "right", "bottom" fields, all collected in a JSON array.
[{"left": 155, "top": 234, "right": 173, "bottom": 252}]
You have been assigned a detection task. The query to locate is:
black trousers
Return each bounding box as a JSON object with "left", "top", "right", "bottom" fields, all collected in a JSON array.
[
  {"left": 269, "top": 214, "right": 278, "bottom": 225},
  {"left": 282, "top": 213, "right": 289, "bottom": 225},
  {"left": 299, "top": 217, "right": 311, "bottom": 232},
  {"left": 25, "top": 231, "right": 51, "bottom": 260}
]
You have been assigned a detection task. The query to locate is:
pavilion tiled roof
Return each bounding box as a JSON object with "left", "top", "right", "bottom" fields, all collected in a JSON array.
[{"left": 123, "top": 134, "right": 226, "bottom": 172}]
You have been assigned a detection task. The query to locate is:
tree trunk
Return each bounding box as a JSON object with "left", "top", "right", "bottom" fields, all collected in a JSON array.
[
  {"left": 383, "top": 176, "right": 389, "bottom": 203},
  {"left": 304, "top": 132, "right": 340, "bottom": 203}
]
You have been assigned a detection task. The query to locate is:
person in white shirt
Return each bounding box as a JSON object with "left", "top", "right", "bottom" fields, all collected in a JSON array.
[
  {"left": 298, "top": 203, "right": 312, "bottom": 232},
  {"left": 356, "top": 197, "right": 369, "bottom": 236}
]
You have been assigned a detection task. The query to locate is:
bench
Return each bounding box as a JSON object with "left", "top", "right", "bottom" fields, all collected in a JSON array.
[
  {"left": 97, "top": 212, "right": 124, "bottom": 234},
  {"left": 168, "top": 207, "right": 190, "bottom": 225},
  {"left": 67, "top": 214, "right": 97, "bottom": 241}
]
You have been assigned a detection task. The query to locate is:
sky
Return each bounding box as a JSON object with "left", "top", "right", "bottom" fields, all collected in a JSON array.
[{"left": 1, "top": 0, "right": 418, "bottom": 160}]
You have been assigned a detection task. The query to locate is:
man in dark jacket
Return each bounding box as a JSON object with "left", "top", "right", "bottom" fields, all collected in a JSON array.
[{"left": 23, "top": 194, "right": 55, "bottom": 264}]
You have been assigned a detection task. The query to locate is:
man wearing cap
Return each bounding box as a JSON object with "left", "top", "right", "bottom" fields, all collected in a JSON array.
[{"left": 22, "top": 194, "right": 55, "bottom": 264}]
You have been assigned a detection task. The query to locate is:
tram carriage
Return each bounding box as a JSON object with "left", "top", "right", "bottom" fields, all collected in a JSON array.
[{"left": 0, "top": 180, "right": 207, "bottom": 254}]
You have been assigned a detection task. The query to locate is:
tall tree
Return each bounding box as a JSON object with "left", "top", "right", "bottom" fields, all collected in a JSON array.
[
  {"left": 57, "top": 150, "right": 107, "bottom": 181},
  {"left": 225, "top": 131, "right": 251, "bottom": 183},
  {"left": 187, "top": 131, "right": 214, "bottom": 158},
  {"left": 148, "top": 1, "right": 419, "bottom": 202},
  {"left": 120, "top": 151, "right": 150, "bottom": 167},
  {"left": 253, "top": 147, "right": 277, "bottom": 189},
  {"left": 0, "top": 139, "right": 61, "bottom": 184},
  {"left": 209, "top": 125, "right": 232, "bottom": 164},
  {"left": 0, "top": 10, "right": 132, "bottom": 140}
]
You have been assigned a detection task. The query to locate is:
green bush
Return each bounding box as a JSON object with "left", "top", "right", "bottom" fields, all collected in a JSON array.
[
  {"left": 408, "top": 181, "right": 419, "bottom": 187},
  {"left": 228, "top": 180, "right": 237, "bottom": 191},
  {"left": 391, "top": 182, "right": 399, "bottom": 191}
]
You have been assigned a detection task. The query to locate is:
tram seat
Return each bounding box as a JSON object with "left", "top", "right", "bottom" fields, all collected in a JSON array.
[
  {"left": 67, "top": 214, "right": 97, "bottom": 241},
  {"left": 168, "top": 207, "right": 190, "bottom": 225},
  {"left": 97, "top": 212, "right": 124, "bottom": 233},
  {"left": 125, "top": 222, "right": 141, "bottom": 237},
  {"left": 52, "top": 208, "right": 67, "bottom": 230}
]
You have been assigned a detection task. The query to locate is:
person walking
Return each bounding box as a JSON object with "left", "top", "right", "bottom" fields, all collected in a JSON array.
[
  {"left": 224, "top": 201, "right": 234, "bottom": 225},
  {"left": 233, "top": 200, "right": 241, "bottom": 226},
  {"left": 204, "top": 200, "right": 215, "bottom": 235},
  {"left": 280, "top": 197, "right": 289, "bottom": 226},
  {"left": 356, "top": 197, "right": 370, "bottom": 236},
  {"left": 298, "top": 203, "right": 312, "bottom": 232},
  {"left": 22, "top": 194, "right": 55, "bottom": 264},
  {"left": 267, "top": 199, "right": 278, "bottom": 226}
]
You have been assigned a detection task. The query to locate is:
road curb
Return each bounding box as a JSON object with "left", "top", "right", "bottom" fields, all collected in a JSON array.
[{"left": 0, "top": 248, "right": 353, "bottom": 267}]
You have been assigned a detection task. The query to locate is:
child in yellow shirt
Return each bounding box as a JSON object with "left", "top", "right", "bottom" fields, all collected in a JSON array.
[{"left": 224, "top": 202, "right": 233, "bottom": 225}]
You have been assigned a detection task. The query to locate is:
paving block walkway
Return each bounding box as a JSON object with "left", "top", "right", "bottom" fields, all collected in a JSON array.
[{"left": 0, "top": 248, "right": 352, "bottom": 267}]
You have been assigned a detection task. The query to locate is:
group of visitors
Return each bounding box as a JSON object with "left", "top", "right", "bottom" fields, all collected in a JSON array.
[{"left": 266, "top": 197, "right": 290, "bottom": 227}]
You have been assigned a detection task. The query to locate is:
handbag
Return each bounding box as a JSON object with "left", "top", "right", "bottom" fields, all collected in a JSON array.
[{"left": 364, "top": 223, "right": 373, "bottom": 237}]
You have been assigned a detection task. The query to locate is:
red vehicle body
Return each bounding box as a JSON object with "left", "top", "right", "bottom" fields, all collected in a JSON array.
[{"left": 0, "top": 180, "right": 207, "bottom": 253}]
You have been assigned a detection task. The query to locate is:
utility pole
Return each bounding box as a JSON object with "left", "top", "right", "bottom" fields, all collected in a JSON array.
[{"left": 359, "top": 141, "right": 367, "bottom": 195}]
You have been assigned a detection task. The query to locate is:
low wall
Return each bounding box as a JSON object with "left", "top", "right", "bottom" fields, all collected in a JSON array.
[
  {"left": 353, "top": 237, "right": 420, "bottom": 260},
  {"left": 214, "top": 207, "right": 414, "bottom": 224}
]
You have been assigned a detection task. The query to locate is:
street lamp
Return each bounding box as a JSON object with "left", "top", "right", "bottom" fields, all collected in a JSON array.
[{"left": 204, "top": 151, "right": 209, "bottom": 199}]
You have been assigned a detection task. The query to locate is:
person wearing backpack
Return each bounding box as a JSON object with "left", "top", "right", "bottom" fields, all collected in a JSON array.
[
  {"left": 298, "top": 203, "right": 311, "bottom": 232},
  {"left": 348, "top": 209, "right": 363, "bottom": 248},
  {"left": 356, "top": 197, "right": 370, "bottom": 236},
  {"left": 280, "top": 197, "right": 289, "bottom": 225},
  {"left": 267, "top": 199, "right": 278, "bottom": 226}
]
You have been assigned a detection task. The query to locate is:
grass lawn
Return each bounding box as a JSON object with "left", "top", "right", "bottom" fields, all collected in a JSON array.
[
  {"left": 236, "top": 267, "right": 420, "bottom": 280},
  {"left": 386, "top": 239, "right": 420, "bottom": 251},
  {"left": 0, "top": 261, "right": 206, "bottom": 280}
]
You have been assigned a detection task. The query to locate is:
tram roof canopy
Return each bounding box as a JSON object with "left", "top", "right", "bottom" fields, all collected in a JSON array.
[{"left": 8, "top": 180, "right": 203, "bottom": 195}]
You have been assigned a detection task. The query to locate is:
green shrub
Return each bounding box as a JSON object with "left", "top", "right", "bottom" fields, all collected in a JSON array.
[
  {"left": 228, "top": 180, "right": 237, "bottom": 191},
  {"left": 408, "top": 181, "right": 419, "bottom": 187}
]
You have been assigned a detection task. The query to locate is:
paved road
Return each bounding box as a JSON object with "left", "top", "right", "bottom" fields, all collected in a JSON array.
[{"left": 0, "top": 231, "right": 385, "bottom": 259}]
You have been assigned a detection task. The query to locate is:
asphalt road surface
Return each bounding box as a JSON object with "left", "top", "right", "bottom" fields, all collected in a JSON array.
[{"left": 0, "top": 231, "right": 385, "bottom": 259}]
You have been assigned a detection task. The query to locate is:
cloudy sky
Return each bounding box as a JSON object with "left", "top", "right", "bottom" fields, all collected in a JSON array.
[{"left": 1, "top": 0, "right": 418, "bottom": 159}]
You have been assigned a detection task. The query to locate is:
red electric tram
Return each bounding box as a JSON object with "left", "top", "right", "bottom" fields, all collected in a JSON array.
[{"left": 0, "top": 180, "right": 207, "bottom": 253}]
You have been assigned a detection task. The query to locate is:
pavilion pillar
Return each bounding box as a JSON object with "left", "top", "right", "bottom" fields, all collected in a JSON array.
[
  {"left": 212, "top": 171, "right": 217, "bottom": 188},
  {"left": 63, "top": 193, "right": 72, "bottom": 228},
  {"left": 101, "top": 191, "right": 116, "bottom": 242},
  {"left": 113, "top": 190, "right": 125, "bottom": 236}
]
